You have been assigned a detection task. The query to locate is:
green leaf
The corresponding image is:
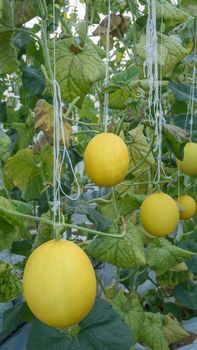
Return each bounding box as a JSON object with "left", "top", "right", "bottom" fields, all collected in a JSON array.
[
  {"left": 64, "top": 199, "right": 112, "bottom": 232},
  {"left": 179, "top": 239, "right": 197, "bottom": 273},
  {"left": 85, "top": 222, "right": 146, "bottom": 268},
  {"left": 27, "top": 298, "right": 133, "bottom": 350},
  {"left": 0, "top": 261, "right": 22, "bottom": 303},
  {"left": 157, "top": 270, "right": 189, "bottom": 288},
  {"left": 136, "top": 33, "right": 189, "bottom": 78},
  {"left": 128, "top": 125, "right": 155, "bottom": 172},
  {"left": 11, "top": 239, "right": 33, "bottom": 257},
  {"left": 174, "top": 280, "right": 197, "bottom": 310},
  {"left": 0, "top": 129, "right": 11, "bottom": 161},
  {"left": 111, "top": 291, "right": 144, "bottom": 342},
  {"left": 0, "top": 196, "right": 29, "bottom": 249},
  {"left": 162, "top": 123, "right": 189, "bottom": 159},
  {"left": 34, "top": 212, "right": 53, "bottom": 248},
  {"left": 12, "top": 111, "right": 35, "bottom": 149},
  {"left": 156, "top": 0, "right": 188, "bottom": 30},
  {"left": 49, "top": 38, "right": 105, "bottom": 106},
  {"left": 146, "top": 239, "right": 195, "bottom": 276},
  {"left": 22, "top": 67, "right": 45, "bottom": 96},
  {"left": 110, "top": 66, "right": 139, "bottom": 86},
  {"left": 163, "top": 314, "right": 189, "bottom": 345},
  {"left": 107, "top": 66, "right": 139, "bottom": 109},
  {"left": 0, "top": 1, "right": 19, "bottom": 74},
  {"left": 180, "top": 0, "right": 197, "bottom": 15},
  {"left": 108, "top": 86, "right": 130, "bottom": 110},
  {"left": 78, "top": 96, "right": 98, "bottom": 122},
  {"left": 4, "top": 145, "right": 53, "bottom": 201},
  {"left": 3, "top": 302, "right": 33, "bottom": 335},
  {"left": 140, "top": 312, "right": 169, "bottom": 350},
  {"left": 169, "top": 82, "right": 197, "bottom": 103}
]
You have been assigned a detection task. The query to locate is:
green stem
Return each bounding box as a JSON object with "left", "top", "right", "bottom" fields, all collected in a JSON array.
[
  {"left": 38, "top": 0, "right": 53, "bottom": 81},
  {"left": 112, "top": 187, "right": 118, "bottom": 219},
  {"left": 73, "top": 130, "right": 100, "bottom": 135},
  {"left": 0, "top": 207, "right": 124, "bottom": 239}
]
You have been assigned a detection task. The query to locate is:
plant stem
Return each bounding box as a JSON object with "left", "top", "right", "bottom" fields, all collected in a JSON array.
[{"left": 0, "top": 207, "right": 124, "bottom": 239}]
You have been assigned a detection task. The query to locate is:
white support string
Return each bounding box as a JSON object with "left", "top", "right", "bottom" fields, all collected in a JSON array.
[
  {"left": 104, "top": 0, "right": 111, "bottom": 132},
  {"left": 144, "top": 0, "right": 167, "bottom": 186},
  {"left": 184, "top": 18, "right": 197, "bottom": 140},
  {"left": 52, "top": 0, "right": 80, "bottom": 229}
]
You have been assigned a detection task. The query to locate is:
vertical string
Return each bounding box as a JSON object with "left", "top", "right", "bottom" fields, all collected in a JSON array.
[
  {"left": 104, "top": 0, "right": 111, "bottom": 132},
  {"left": 52, "top": 0, "right": 81, "bottom": 237},
  {"left": 144, "top": 0, "right": 164, "bottom": 186}
]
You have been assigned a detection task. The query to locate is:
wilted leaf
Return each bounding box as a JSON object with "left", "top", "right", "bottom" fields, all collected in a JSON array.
[
  {"left": 49, "top": 38, "right": 105, "bottom": 106},
  {"left": 163, "top": 123, "right": 189, "bottom": 159},
  {"left": 34, "top": 99, "right": 72, "bottom": 146},
  {"left": 85, "top": 222, "right": 146, "bottom": 268},
  {"left": 140, "top": 312, "right": 169, "bottom": 350},
  {"left": 146, "top": 239, "right": 195, "bottom": 276},
  {"left": 136, "top": 33, "right": 189, "bottom": 78},
  {"left": 163, "top": 314, "right": 189, "bottom": 345},
  {"left": 112, "top": 291, "right": 144, "bottom": 342},
  {"left": 0, "top": 260, "right": 22, "bottom": 302}
]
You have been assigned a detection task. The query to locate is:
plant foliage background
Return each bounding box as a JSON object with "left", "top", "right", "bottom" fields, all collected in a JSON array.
[{"left": 0, "top": 0, "right": 197, "bottom": 349}]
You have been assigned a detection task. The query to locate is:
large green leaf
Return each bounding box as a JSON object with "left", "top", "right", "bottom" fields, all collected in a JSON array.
[
  {"left": 140, "top": 312, "right": 169, "bottom": 350},
  {"left": 0, "top": 261, "right": 22, "bottom": 303},
  {"left": 163, "top": 314, "right": 189, "bottom": 345},
  {"left": 169, "top": 82, "right": 197, "bottom": 103},
  {"left": 111, "top": 291, "right": 144, "bottom": 342},
  {"left": 136, "top": 33, "right": 189, "bottom": 78},
  {"left": 156, "top": 0, "right": 188, "bottom": 30},
  {"left": 3, "top": 301, "right": 33, "bottom": 335},
  {"left": 146, "top": 239, "right": 195, "bottom": 276},
  {"left": 85, "top": 222, "right": 146, "bottom": 268},
  {"left": 0, "top": 196, "right": 29, "bottom": 249},
  {"left": 174, "top": 280, "right": 197, "bottom": 310},
  {"left": 4, "top": 145, "right": 53, "bottom": 201},
  {"left": 0, "top": 1, "right": 19, "bottom": 74},
  {"left": 27, "top": 298, "right": 133, "bottom": 350},
  {"left": 162, "top": 123, "right": 189, "bottom": 160},
  {"left": 49, "top": 38, "right": 105, "bottom": 106}
]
